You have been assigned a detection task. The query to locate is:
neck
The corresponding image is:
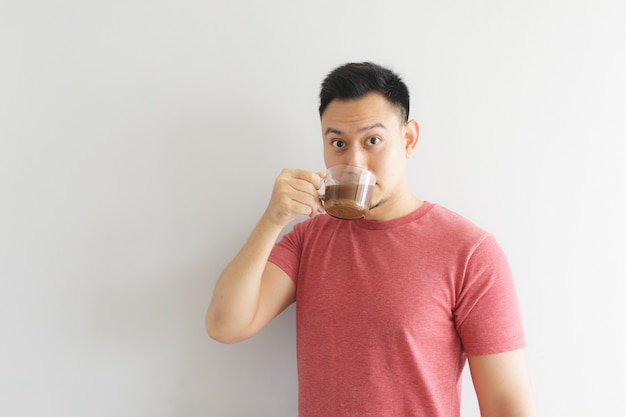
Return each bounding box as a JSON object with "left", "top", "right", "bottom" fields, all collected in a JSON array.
[{"left": 366, "top": 192, "right": 423, "bottom": 222}]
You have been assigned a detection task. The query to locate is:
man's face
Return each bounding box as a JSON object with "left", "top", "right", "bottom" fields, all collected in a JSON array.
[{"left": 321, "top": 92, "right": 417, "bottom": 219}]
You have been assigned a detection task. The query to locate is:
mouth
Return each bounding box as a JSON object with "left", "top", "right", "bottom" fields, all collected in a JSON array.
[
  {"left": 369, "top": 197, "right": 385, "bottom": 211},
  {"left": 368, "top": 183, "right": 383, "bottom": 210}
]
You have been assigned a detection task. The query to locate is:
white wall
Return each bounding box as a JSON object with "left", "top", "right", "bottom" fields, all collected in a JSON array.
[{"left": 2, "top": 1, "right": 625, "bottom": 416}]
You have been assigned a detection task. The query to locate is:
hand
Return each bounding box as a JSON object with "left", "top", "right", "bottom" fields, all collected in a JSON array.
[{"left": 263, "top": 168, "right": 325, "bottom": 227}]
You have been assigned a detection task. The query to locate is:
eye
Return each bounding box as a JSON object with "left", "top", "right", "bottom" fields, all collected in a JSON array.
[
  {"left": 331, "top": 140, "right": 346, "bottom": 149},
  {"left": 367, "top": 136, "right": 381, "bottom": 146}
]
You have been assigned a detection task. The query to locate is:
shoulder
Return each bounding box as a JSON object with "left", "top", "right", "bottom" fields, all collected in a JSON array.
[
  {"left": 278, "top": 213, "right": 342, "bottom": 244},
  {"left": 290, "top": 213, "right": 339, "bottom": 234},
  {"left": 422, "top": 203, "right": 490, "bottom": 243}
]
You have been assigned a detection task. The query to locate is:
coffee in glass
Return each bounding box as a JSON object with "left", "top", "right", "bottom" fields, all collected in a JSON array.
[{"left": 322, "top": 165, "right": 376, "bottom": 220}]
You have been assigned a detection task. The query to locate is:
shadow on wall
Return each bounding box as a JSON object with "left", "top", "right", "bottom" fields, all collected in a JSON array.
[
  {"left": 178, "top": 255, "right": 299, "bottom": 416},
  {"left": 84, "top": 231, "right": 298, "bottom": 415},
  {"left": 78, "top": 105, "right": 301, "bottom": 415}
]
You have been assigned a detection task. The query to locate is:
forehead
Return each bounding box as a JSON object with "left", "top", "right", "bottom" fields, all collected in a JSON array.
[{"left": 321, "top": 92, "right": 401, "bottom": 130}]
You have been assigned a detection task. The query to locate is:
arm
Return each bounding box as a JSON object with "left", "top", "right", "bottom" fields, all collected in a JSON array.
[
  {"left": 205, "top": 169, "right": 324, "bottom": 344},
  {"left": 468, "top": 348, "right": 536, "bottom": 417}
]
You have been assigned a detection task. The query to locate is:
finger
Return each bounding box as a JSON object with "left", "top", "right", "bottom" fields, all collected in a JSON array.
[
  {"left": 290, "top": 188, "right": 321, "bottom": 214},
  {"left": 289, "top": 178, "right": 321, "bottom": 196},
  {"left": 282, "top": 169, "right": 324, "bottom": 190},
  {"left": 270, "top": 169, "right": 325, "bottom": 221},
  {"left": 278, "top": 186, "right": 321, "bottom": 219}
]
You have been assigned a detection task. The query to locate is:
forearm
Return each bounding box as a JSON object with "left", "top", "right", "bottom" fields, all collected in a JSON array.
[
  {"left": 206, "top": 168, "right": 323, "bottom": 342},
  {"left": 206, "top": 214, "right": 284, "bottom": 342}
]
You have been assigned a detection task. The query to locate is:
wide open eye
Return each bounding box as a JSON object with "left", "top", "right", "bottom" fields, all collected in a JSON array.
[
  {"left": 331, "top": 140, "right": 346, "bottom": 149},
  {"left": 367, "top": 137, "right": 381, "bottom": 146}
]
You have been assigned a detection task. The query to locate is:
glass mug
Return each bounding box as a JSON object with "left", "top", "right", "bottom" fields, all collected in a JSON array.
[{"left": 321, "top": 165, "right": 376, "bottom": 220}]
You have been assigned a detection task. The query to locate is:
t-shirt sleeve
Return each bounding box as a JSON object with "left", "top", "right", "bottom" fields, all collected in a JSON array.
[
  {"left": 268, "top": 223, "right": 306, "bottom": 284},
  {"left": 454, "top": 235, "right": 526, "bottom": 356}
]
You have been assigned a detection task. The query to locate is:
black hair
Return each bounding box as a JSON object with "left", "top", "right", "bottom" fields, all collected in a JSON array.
[{"left": 318, "top": 62, "right": 410, "bottom": 122}]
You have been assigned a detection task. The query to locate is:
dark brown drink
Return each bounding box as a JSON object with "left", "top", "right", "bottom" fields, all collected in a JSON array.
[{"left": 324, "top": 184, "right": 373, "bottom": 220}]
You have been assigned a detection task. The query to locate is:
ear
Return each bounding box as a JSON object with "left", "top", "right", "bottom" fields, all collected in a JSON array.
[{"left": 403, "top": 119, "right": 420, "bottom": 158}]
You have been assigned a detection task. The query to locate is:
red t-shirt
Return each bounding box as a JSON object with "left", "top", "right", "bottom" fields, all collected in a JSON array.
[{"left": 269, "top": 202, "right": 526, "bottom": 417}]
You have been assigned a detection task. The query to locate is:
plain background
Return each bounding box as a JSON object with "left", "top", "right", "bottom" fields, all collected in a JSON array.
[{"left": 2, "top": 0, "right": 625, "bottom": 416}]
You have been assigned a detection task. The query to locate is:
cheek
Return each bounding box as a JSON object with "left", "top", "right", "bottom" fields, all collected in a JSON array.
[
  {"left": 371, "top": 162, "right": 401, "bottom": 191},
  {"left": 323, "top": 148, "right": 340, "bottom": 167},
  {"left": 370, "top": 158, "right": 393, "bottom": 180}
]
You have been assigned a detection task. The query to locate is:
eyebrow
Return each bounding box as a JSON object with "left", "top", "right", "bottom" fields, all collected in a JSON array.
[{"left": 324, "top": 122, "right": 386, "bottom": 136}]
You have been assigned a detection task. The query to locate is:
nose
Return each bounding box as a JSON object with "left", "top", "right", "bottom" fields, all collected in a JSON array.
[{"left": 346, "top": 148, "right": 367, "bottom": 168}]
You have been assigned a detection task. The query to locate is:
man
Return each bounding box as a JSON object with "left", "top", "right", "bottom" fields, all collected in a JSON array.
[{"left": 206, "top": 62, "right": 536, "bottom": 417}]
